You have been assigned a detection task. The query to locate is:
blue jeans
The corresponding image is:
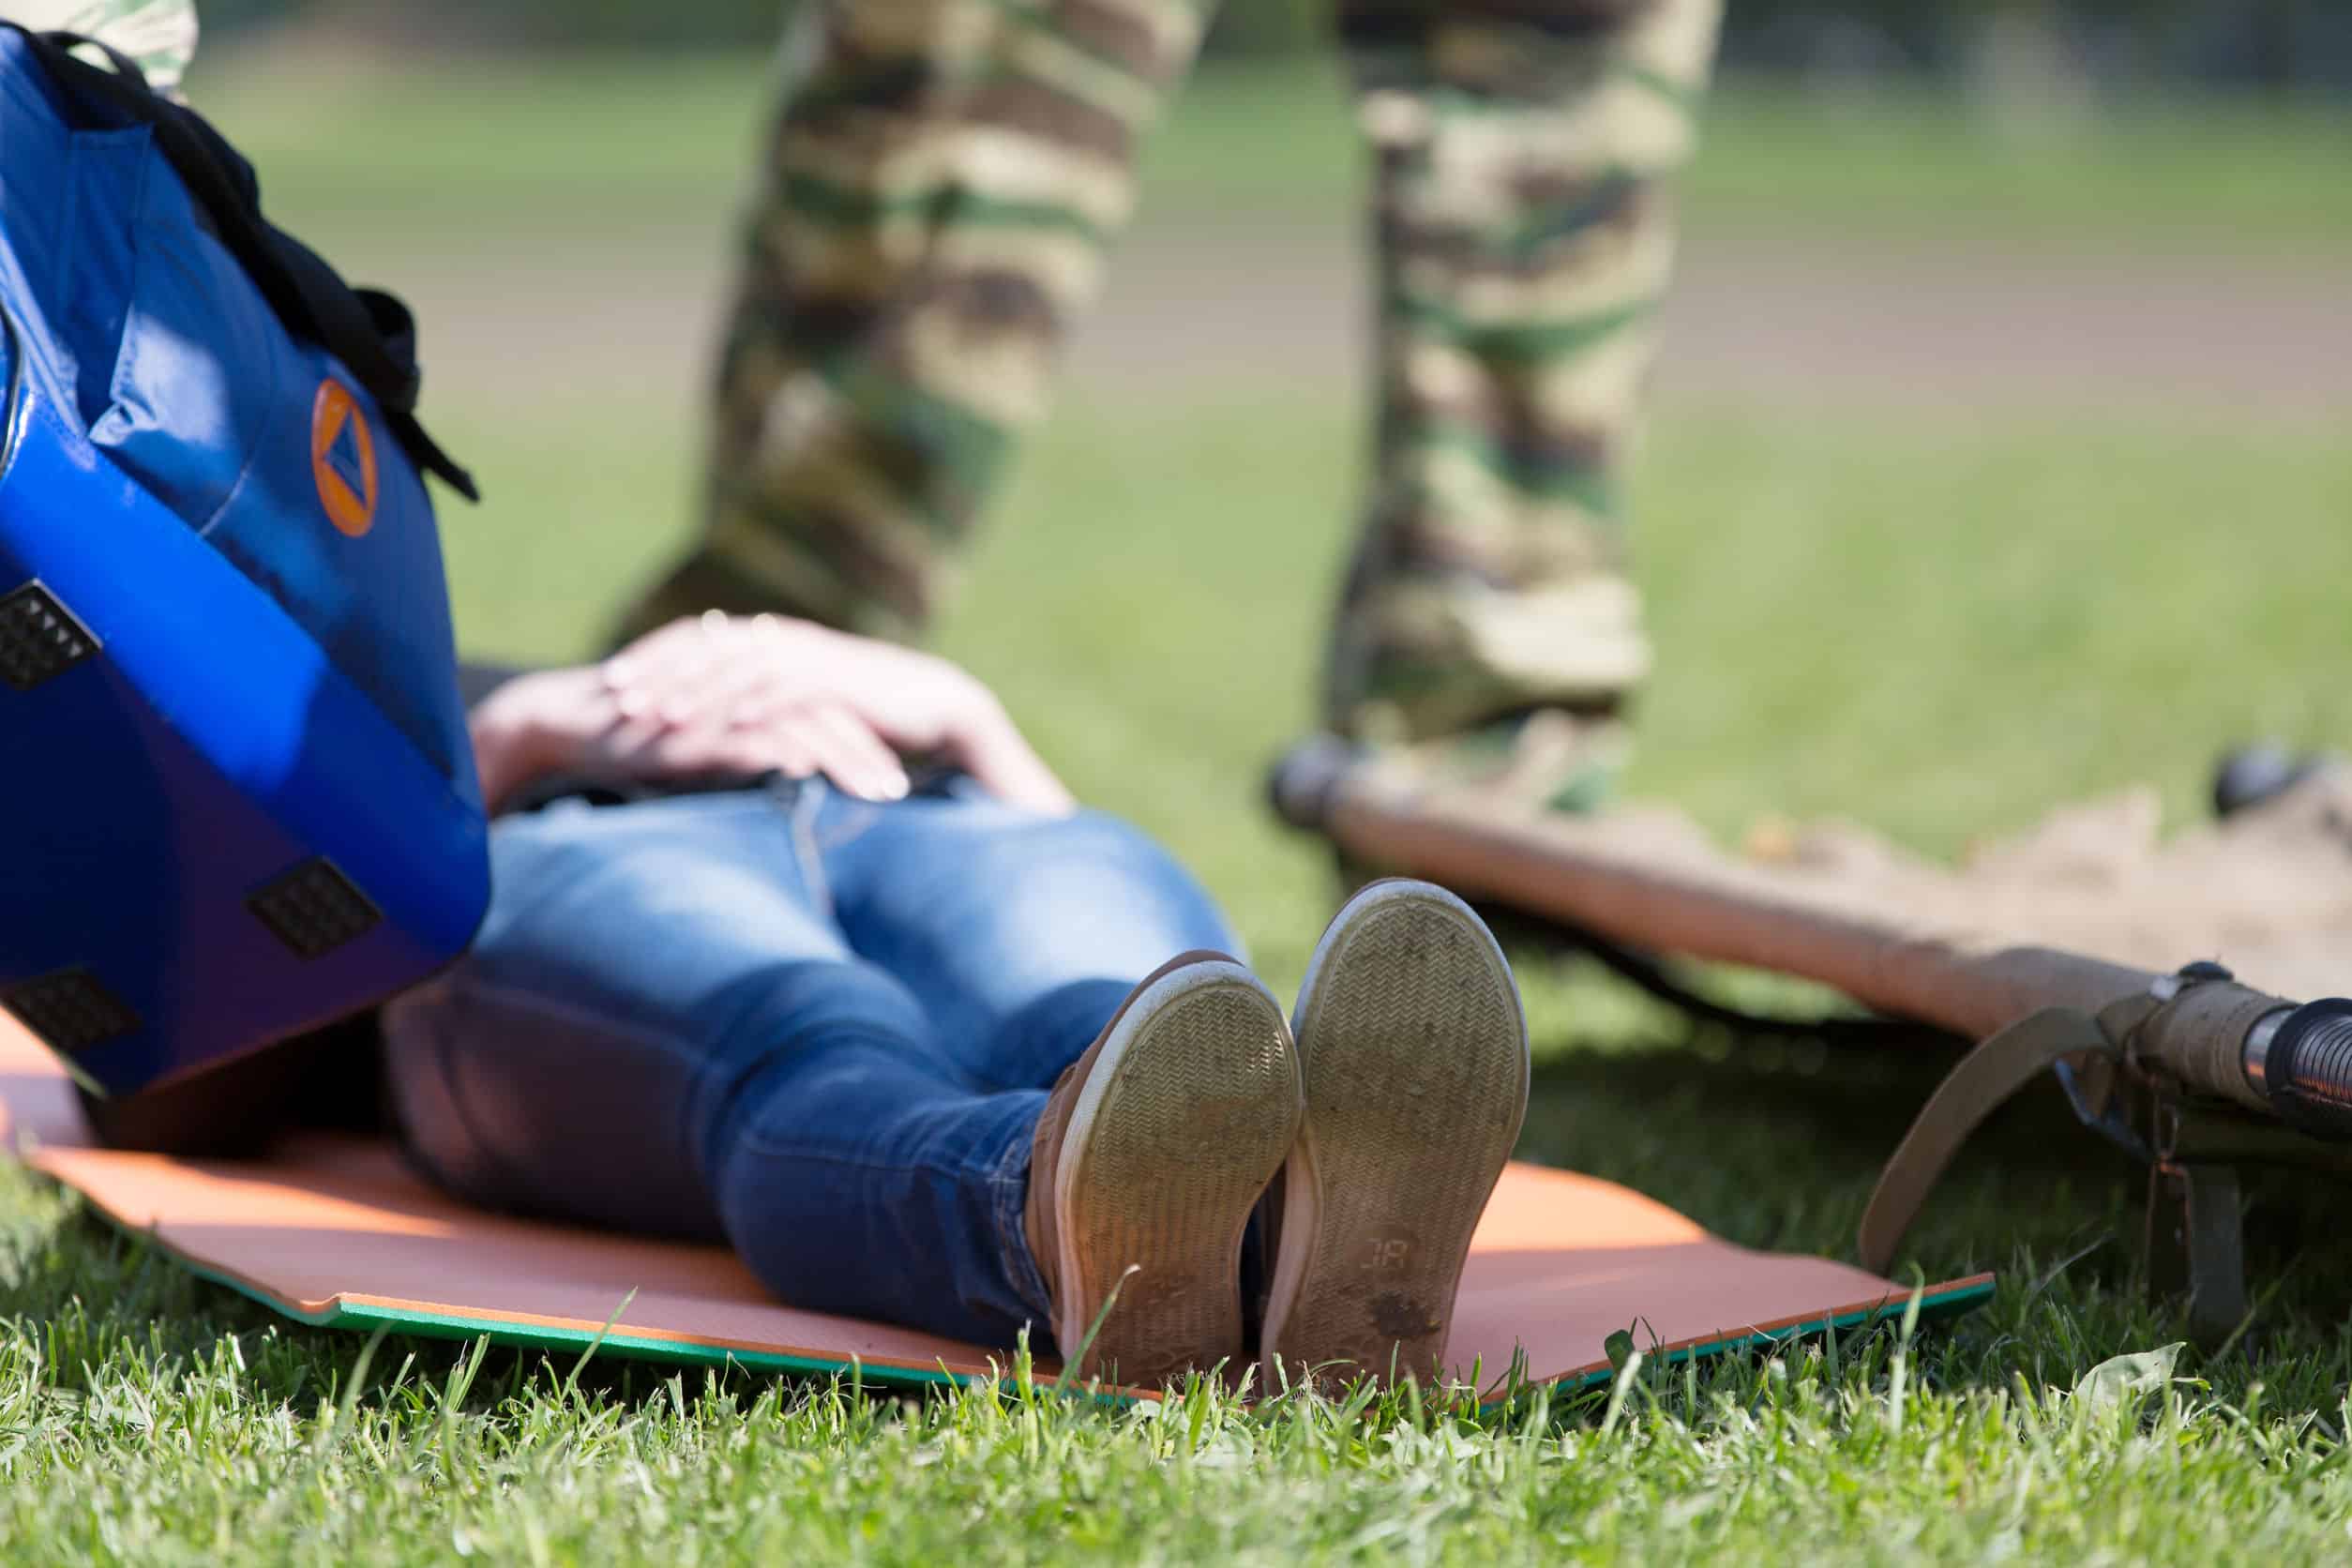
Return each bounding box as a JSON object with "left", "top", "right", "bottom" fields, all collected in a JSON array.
[{"left": 379, "top": 776, "right": 1240, "bottom": 1349}]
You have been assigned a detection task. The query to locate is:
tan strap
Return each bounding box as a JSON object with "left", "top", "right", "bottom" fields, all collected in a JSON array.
[{"left": 1857, "top": 1007, "right": 2116, "bottom": 1274}]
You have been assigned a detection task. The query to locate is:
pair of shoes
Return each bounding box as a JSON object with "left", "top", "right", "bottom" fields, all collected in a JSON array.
[{"left": 1024, "top": 880, "right": 1530, "bottom": 1392}]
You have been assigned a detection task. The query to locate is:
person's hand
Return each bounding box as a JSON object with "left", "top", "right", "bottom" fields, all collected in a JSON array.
[{"left": 469, "top": 612, "right": 1075, "bottom": 816}]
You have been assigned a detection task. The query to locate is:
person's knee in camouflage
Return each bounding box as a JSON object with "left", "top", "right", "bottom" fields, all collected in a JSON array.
[{"left": 5, "top": 0, "right": 200, "bottom": 89}]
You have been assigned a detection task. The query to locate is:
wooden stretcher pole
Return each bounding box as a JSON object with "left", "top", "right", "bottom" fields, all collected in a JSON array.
[{"left": 1272, "top": 737, "right": 2352, "bottom": 1265}]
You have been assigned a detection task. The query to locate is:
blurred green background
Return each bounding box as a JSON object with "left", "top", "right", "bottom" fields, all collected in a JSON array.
[
  {"left": 177, "top": 12, "right": 2352, "bottom": 879},
  {"left": 169, "top": 10, "right": 2351, "bottom": 1123},
  {"left": 194, "top": 0, "right": 2352, "bottom": 88}
]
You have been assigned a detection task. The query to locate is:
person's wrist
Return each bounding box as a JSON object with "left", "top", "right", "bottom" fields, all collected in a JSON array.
[{"left": 469, "top": 673, "right": 565, "bottom": 810}]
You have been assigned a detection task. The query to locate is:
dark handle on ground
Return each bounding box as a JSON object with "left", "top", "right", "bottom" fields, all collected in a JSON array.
[
  {"left": 2211, "top": 743, "right": 2344, "bottom": 819},
  {"left": 1267, "top": 732, "right": 1360, "bottom": 834},
  {"left": 2254, "top": 999, "right": 2352, "bottom": 1140}
]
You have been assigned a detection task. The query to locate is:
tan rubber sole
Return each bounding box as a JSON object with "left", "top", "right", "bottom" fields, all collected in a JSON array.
[
  {"left": 1053, "top": 959, "right": 1302, "bottom": 1387},
  {"left": 1262, "top": 882, "right": 1529, "bottom": 1391}
]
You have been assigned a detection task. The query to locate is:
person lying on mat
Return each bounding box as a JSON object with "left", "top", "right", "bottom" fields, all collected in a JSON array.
[{"left": 382, "top": 611, "right": 1533, "bottom": 1390}]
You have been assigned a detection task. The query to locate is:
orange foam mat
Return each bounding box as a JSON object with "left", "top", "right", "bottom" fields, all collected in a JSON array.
[{"left": 0, "top": 1024, "right": 1990, "bottom": 1393}]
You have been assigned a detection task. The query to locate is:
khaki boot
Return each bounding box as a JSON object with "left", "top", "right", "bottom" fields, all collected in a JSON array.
[
  {"left": 1260, "top": 882, "right": 1530, "bottom": 1392},
  {"left": 1024, "top": 952, "right": 1302, "bottom": 1388},
  {"left": 1380, "top": 708, "right": 1629, "bottom": 819},
  {"left": 1322, "top": 711, "right": 1627, "bottom": 895}
]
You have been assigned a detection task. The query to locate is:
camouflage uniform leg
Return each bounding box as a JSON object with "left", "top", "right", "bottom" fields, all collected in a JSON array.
[
  {"left": 7, "top": 0, "right": 200, "bottom": 88},
  {"left": 1324, "top": 0, "right": 1724, "bottom": 746},
  {"left": 618, "top": 0, "right": 1212, "bottom": 645}
]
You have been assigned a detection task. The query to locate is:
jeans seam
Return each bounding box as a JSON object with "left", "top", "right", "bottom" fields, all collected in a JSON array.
[
  {"left": 420, "top": 1003, "right": 529, "bottom": 1200},
  {"left": 990, "top": 1116, "right": 1054, "bottom": 1324},
  {"left": 814, "top": 796, "right": 882, "bottom": 853},
  {"left": 386, "top": 979, "right": 582, "bottom": 1210},
  {"left": 727, "top": 1144, "right": 983, "bottom": 1184},
  {"left": 787, "top": 778, "right": 836, "bottom": 922},
  {"left": 435, "top": 972, "right": 705, "bottom": 1071},
  {"left": 732, "top": 1082, "right": 1049, "bottom": 1320},
  {"left": 421, "top": 970, "right": 715, "bottom": 1192}
]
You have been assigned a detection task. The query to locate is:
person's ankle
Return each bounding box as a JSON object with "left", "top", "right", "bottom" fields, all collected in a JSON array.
[{"left": 1020, "top": 1078, "right": 1069, "bottom": 1319}]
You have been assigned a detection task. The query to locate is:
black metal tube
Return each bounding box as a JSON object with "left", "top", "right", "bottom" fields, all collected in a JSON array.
[{"left": 2252, "top": 999, "right": 2352, "bottom": 1140}]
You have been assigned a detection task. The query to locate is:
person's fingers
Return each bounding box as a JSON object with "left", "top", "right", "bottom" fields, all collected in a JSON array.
[
  {"left": 743, "top": 723, "right": 821, "bottom": 782},
  {"left": 656, "top": 656, "right": 781, "bottom": 730},
  {"left": 800, "top": 703, "right": 910, "bottom": 802},
  {"left": 596, "top": 644, "right": 661, "bottom": 718},
  {"left": 614, "top": 609, "right": 734, "bottom": 688},
  {"left": 942, "top": 702, "right": 1076, "bottom": 815},
  {"left": 717, "top": 669, "right": 866, "bottom": 737},
  {"left": 669, "top": 705, "right": 880, "bottom": 792},
  {"left": 602, "top": 652, "right": 701, "bottom": 723},
  {"left": 619, "top": 710, "right": 813, "bottom": 785},
  {"left": 606, "top": 622, "right": 758, "bottom": 728},
  {"left": 597, "top": 623, "right": 1040, "bottom": 807},
  {"left": 606, "top": 671, "right": 661, "bottom": 723},
  {"left": 603, "top": 710, "right": 712, "bottom": 775},
  {"left": 606, "top": 611, "right": 719, "bottom": 684}
]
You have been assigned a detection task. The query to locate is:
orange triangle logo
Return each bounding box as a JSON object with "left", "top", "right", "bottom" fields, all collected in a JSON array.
[{"left": 310, "top": 381, "right": 379, "bottom": 537}]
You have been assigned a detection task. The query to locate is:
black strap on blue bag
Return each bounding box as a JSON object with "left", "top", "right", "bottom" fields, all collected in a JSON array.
[{"left": 10, "top": 25, "right": 479, "bottom": 502}]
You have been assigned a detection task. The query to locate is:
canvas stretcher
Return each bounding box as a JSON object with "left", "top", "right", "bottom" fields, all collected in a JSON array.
[
  {"left": 1265, "top": 738, "right": 2352, "bottom": 1341},
  {"left": 0, "top": 1019, "right": 1989, "bottom": 1395}
]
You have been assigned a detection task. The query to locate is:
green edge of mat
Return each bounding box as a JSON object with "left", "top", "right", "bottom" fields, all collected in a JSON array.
[
  {"left": 163, "top": 1251, "right": 981, "bottom": 1395},
  {"left": 1547, "top": 1274, "right": 1998, "bottom": 1395},
  {"left": 121, "top": 1201, "right": 1995, "bottom": 1406}
]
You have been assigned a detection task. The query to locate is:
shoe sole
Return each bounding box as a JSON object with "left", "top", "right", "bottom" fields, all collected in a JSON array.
[
  {"left": 1052, "top": 957, "right": 1302, "bottom": 1387},
  {"left": 1261, "top": 881, "right": 1529, "bottom": 1391}
]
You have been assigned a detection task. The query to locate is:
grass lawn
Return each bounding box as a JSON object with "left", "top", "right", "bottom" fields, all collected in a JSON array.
[{"left": 6, "top": 49, "right": 2352, "bottom": 1564}]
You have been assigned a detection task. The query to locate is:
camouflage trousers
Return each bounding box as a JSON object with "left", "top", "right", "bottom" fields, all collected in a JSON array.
[
  {"left": 622, "top": 0, "right": 1725, "bottom": 744},
  {"left": 2, "top": 0, "right": 198, "bottom": 87}
]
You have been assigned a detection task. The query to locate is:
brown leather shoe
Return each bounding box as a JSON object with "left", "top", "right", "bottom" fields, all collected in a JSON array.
[
  {"left": 1025, "top": 951, "right": 1301, "bottom": 1388},
  {"left": 1259, "top": 881, "right": 1529, "bottom": 1392}
]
